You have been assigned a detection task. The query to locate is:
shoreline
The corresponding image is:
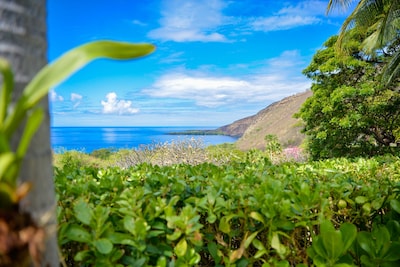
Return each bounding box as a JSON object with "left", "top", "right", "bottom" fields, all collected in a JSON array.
[{"left": 167, "top": 129, "right": 227, "bottom": 136}]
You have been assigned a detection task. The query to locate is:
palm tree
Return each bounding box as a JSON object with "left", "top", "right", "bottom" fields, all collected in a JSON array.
[
  {"left": 0, "top": 0, "right": 59, "bottom": 265},
  {"left": 327, "top": 0, "right": 400, "bottom": 85}
]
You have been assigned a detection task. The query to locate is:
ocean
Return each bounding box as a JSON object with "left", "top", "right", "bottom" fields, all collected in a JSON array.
[{"left": 51, "top": 126, "right": 238, "bottom": 153}]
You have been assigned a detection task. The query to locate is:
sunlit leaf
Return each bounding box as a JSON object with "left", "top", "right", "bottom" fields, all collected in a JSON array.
[
  {"left": 219, "top": 216, "right": 231, "bottom": 234},
  {"left": 249, "top": 211, "right": 265, "bottom": 224},
  {"left": 156, "top": 256, "right": 167, "bottom": 267},
  {"left": 174, "top": 238, "right": 187, "bottom": 257},
  {"left": 271, "top": 232, "right": 287, "bottom": 258},
  {"left": 244, "top": 231, "right": 259, "bottom": 249}
]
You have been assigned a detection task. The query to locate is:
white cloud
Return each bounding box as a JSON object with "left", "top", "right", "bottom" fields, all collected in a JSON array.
[
  {"left": 132, "top": 19, "right": 146, "bottom": 26},
  {"left": 147, "top": 0, "right": 345, "bottom": 42},
  {"left": 144, "top": 74, "right": 250, "bottom": 107},
  {"left": 250, "top": 0, "right": 326, "bottom": 32},
  {"left": 70, "top": 93, "right": 83, "bottom": 102},
  {"left": 160, "top": 52, "right": 185, "bottom": 64},
  {"left": 70, "top": 93, "right": 83, "bottom": 109},
  {"left": 49, "top": 90, "right": 64, "bottom": 102},
  {"left": 101, "top": 92, "right": 139, "bottom": 115},
  {"left": 251, "top": 15, "right": 320, "bottom": 32},
  {"left": 148, "top": 0, "right": 228, "bottom": 42},
  {"left": 143, "top": 51, "right": 311, "bottom": 108},
  {"left": 277, "top": 1, "right": 327, "bottom": 17}
]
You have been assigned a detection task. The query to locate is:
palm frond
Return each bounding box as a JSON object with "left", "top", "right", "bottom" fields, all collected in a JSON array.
[
  {"left": 383, "top": 49, "right": 400, "bottom": 86},
  {"left": 382, "top": 0, "right": 400, "bottom": 43},
  {"left": 337, "top": 0, "right": 399, "bottom": 52},
  {"left": 327, "top": 0, "right": 355, "bottom": 14}
]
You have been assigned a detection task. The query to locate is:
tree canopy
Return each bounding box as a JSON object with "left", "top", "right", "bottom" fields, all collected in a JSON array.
[{"left": 296, "top": 30, "right": 400, "bottom": 159}]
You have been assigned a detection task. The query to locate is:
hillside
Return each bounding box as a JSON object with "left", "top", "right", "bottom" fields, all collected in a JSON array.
[{"left": 217, "top": 90, "right": 312, "bottom": 150}]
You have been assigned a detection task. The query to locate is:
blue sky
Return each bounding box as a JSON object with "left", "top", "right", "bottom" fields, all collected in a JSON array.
[{"left": 47, "top": 0, "right": 351, "bottom": 127}]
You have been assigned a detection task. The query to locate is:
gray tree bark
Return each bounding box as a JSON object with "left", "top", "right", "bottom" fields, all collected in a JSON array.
[{"left": 0, "top": 0, "right": 59, "bottom": 266}]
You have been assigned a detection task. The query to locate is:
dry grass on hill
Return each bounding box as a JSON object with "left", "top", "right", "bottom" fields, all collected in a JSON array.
[{"left": 230, "top": 90, "right": 312, "bottom": 150}]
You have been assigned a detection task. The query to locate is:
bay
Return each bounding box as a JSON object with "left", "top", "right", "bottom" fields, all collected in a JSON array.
[{"left": 51, "top": 126, "right": 238, "bottom": 153}]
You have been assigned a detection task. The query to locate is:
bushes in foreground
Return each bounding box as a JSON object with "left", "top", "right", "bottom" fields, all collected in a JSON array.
[{"left": 55, "top": 152, "right": 400, "bottom": 266}]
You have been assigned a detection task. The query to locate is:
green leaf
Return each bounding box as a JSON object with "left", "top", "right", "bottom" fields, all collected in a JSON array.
[
  {"left": 0, "top": 152, "right": 16, "bottom": 185},
  {"left": 134, "top": 218, "right": 149, "bottom": 239},
  {"left": 0, "top": 131, "right": 11, "bottom": 152},
  {"left": 383, "top": 241, "right": 400, "bottom": 261},
  {"left": 0, "top": 181, "right": 17, "bottom": 208},
  {"left": 167, "top": 229, "right": 182, "bottom": 241},
  {"left": 390, "top": 199, "right": 400, "bottom": 214},
  {"left": 249, "top": 211, "right": 265, "bottom": 224},
  {"left": 5, "top": 41, "right": 155, "bottom": 137},
  {"left": 74, "top": 250, "right": 92, "bottom": 261},
  {"left": 274, "top": 260, "right": 289, "bottom": 267},
  {"left": 65, "top": 224, "right": 92, "bottom": 243},
  {"left": 110, "top": 249, "right": 124, "bottom": 262},
  {"left": 207, "top": 242, "right": 220, "bottom": 263},
  {"left": 357, "top": 232, "right": 374, "bottom": 256},
  {"left": 175, "top": 238, "right": 187, "bottom": 257},
  {"left": 16, "top": 108, "right": 43, "bottom": 159},
  {"left": 271, "top": 232, "right": 287, "bottom": 258},
  {"left": 252, "top": 238, "right": 266, "bottom": 251},
  {"left": 123, "top": 216, "right": 135, "bottom": 235},
  {"left": 93, "top": 238, "right": 113, "bottom": 254},
  {"left": 106, "top": 232, "right": 136, "bottom": 246},
  {"left": 340, "top": 223, "right": 357, "bottom": 251},
  {"left": 355, "top": 196, "right": 368, "bottom": 204},
  {"left": 374, "top": 226, "right": 392, "bottom": 258},
  {"left": 207, "top": 212, "right": 217, "bottom": 223},
  {"left": 320, "top": 220, "right": 343, "bottom": 260},
  {"left": 254, "top": 248, "right": 267, "bottom": 259},
  {"left": 244, "top": 231, "right": 259, "bottom": 249},
  {"left": 74, "top": 199, "right": 93, "bottom": 226},
  {"left": 156, "top": 256, "right": 167, "bottom": 267},
  {"left": 0, "top": 58, "right": 13, "bottom": 126},
  {"left": 219, "top": 216, "right": 231, "bottom": 234},
  {"left": 312, "top": 237, "right": 328, "bottom": 259}
]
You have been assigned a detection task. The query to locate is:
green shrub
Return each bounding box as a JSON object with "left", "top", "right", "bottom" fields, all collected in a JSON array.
[
  {"left": 55, "top": 152, "right": 400, "bottom": 266},
  {"left": 91, "top": 148, "right": 116, "bottom": 160}
]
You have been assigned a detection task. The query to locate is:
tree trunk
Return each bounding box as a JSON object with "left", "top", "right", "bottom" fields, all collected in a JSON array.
[{"left": 0, "top": 0, "right": 59, "bottom": 266}]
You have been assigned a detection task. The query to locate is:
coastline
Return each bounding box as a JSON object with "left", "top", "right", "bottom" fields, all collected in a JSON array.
[{"left": 167, "top": 129, "right": 227, "bottom": 136}]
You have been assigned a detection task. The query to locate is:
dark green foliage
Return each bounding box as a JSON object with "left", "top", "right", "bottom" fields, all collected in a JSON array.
[
  {"left": 56, "top": 152, "right": 400, "bottom": 266},
  {"left": 91, "top": 148, "right": 115, "bottom": 160},
  {"left": 297, "top": 31, "right": 400, "bottom": 159}
]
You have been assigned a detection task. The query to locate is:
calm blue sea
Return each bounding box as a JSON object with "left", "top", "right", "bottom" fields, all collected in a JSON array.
[{"left": 51, "top": 126, "right": 238, "bottom": 153}]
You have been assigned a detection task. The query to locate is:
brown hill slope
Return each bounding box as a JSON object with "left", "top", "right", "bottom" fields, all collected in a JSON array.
[{"left": 217, "top": 90, "right": 312, "bottom": 150}]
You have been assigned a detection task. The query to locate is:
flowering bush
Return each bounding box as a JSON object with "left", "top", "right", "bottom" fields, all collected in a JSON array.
[{"left": 283, "top": 146, "right": 307, "bottom": 162}]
